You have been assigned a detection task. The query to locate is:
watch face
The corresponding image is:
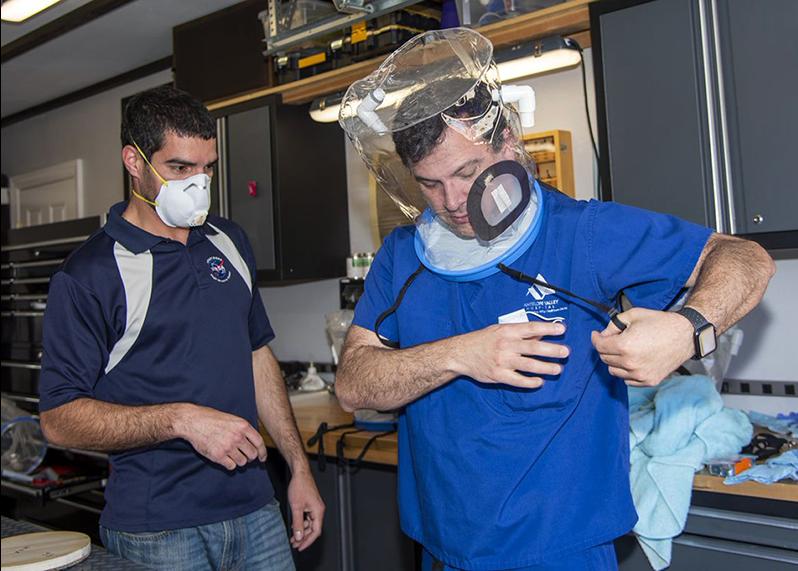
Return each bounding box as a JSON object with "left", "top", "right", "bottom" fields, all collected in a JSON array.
[{"left": 698, "top": 326, "right": 717, "bottom": 357}]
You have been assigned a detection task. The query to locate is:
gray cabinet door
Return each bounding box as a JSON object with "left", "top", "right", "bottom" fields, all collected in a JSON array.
[
  {"left": 715, "top": 0, "right": 798, "bottom": 234},
  {"left": 225, "top": 105, "right": 277, "bottom": 271},
  {"left": 293, "top": 461, "right": 342, "bottom": 571},
  {"left": 598, "top": 0, "right": 715, "bottom": 227},
  {"left": 350, "top": 464, "right": 416, "bottom": 571}
]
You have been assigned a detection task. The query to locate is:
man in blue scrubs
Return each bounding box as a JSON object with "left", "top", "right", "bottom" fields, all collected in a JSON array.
[
  {"left": 335, "top": 29, "right": 774, "bottom": 570},
  {"left": 38, "top": 86, "right": 323, "bottom": 569}
]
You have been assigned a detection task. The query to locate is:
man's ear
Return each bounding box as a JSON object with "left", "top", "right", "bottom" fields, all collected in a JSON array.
[{"left": 121, "top": 145, "right": 143, "bottom": 180}]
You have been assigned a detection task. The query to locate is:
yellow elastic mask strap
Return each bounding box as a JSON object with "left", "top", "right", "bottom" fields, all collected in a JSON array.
[
  {"left": 129, "top": 139, "right": 167, "bottom": 208},
  {"left": 131, "top": 188, "right": 157, "bottom": 207},
  {"left": 130, "top": 139, "right": 167, "bottom": 185}
]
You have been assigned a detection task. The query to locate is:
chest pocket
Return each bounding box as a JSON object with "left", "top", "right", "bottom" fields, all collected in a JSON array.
[{"left": 498, "top": 299, "right": 606, "bottom": 423}]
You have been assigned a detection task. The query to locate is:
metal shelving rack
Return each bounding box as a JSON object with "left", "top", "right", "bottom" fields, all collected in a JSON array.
[{"left": 1, "top": 216, "right": 107, "bottom": 519}]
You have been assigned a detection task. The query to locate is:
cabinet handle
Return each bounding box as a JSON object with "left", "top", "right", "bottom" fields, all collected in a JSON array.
[{"left": 753, "top": 214, "right": 764, "bottom": 224}]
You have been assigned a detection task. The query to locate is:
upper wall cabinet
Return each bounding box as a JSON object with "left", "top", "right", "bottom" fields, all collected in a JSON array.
[
  {"left": 213, "top": 96, "right": 350, "bottom": 285},
  {"left": 173, "top": 0, "right": 272, "bottom": 103},
  {"left": 591, "top": 0, "right": 798, "bottom": 249}
]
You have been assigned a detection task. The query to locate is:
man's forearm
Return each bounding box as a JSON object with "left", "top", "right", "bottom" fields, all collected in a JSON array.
[
  {"left": 253, "top": 346, "right": 310, "bottom": 474},
  {"left": 40, "top": 398, "right": 187, "bottom": 451},
  {"left": 335, "top": 329, "right": 460, "bottom": 412},
  {"left": 685, "top": 236, "right": 775, "bottom": 333}
]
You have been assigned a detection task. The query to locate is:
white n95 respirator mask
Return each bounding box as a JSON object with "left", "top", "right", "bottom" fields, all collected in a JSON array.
[
  {"left": 152, "top": 173, "right": 211, "bottom": 228},
  {"left": 131, "top": 140, "right": 211, "bottom": 228}
]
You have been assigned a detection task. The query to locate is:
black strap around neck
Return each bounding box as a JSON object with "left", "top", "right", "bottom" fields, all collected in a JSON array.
[{"left": 373, "top": 263, "right": 426, "bottom": 348}]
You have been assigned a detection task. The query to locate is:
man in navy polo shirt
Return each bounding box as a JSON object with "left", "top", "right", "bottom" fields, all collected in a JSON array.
[
  {"left": 335, "top": 30, "right": 775, "bottom": 570},
  {"left": 38, "top": 86, "right": 323, "bottom": 569}
]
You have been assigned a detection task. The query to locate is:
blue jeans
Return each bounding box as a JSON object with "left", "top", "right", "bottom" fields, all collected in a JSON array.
[
  {"left": 422, "top": 542, "right": 618, "bottom": 571},
  {"left": 100, "top": 499, "right": 294, "bottom": 570}
]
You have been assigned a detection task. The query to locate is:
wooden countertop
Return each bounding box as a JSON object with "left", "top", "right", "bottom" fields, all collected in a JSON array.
[
  {"left": 262, "top": 391, "right": 398, "bottom": 467},
  {"left": 262, "top": 392, "right": 797, "bottom": 503}
]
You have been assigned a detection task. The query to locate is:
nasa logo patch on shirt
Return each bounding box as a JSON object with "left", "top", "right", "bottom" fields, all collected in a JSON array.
[{"left": 207, "top": 256, "right": 231, "bottom": 283}]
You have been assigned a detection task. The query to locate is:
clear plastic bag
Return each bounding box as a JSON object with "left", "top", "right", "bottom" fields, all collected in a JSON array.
[
  {"left": 1, "top": 398, "right": 47, "bottom": 475},
  {"left": 325, "top": 309, "right": 354, "bottom": 365}
]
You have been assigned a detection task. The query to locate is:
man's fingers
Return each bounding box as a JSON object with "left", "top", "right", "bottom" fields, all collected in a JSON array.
[
  {"left": 515, "top": 339, "right": 570, "bottom": 359},
  {"left": 242, "top": 426, "right": 268, "bottom": 462},
  {"left": 601, "top": 317, "right": 625, "bottom": 337},
  {"left": 228, "top": 449, "right": 248, "bottom": 468},
  {"left": 243, "top": 428, "right": 268, "bottom": 462},
  {"left": 512, "top": 355, "right": 562, "bottom": 377},
  {"left": 500, "top": 371, "right": 544, "bottom": 389},
  {"left": 297, "top": 507, "right": 324, "bottom": 551},
  {"left": 291, "top": 506, "right": 305, "bottom": 542},
  {"left": 506, "top": 320, "right": 566, "bottom": 338},
  {"left": 237, "top": 440, "right": 259, "bottom": 462},
  {"left": 607, "top": 365, "right": 633, "bottom": 379},
  {"left": 598, "top": 353, "right": 627, "bottom": 368},
  {"left": 591, "top": 331, "right": 623, "bottom": 355},
  {"left": 243, "top": 425, "right": 265, "bottom": 448},
  {"left": 297, "top": 524, "right": 322, "bottom": 552}
]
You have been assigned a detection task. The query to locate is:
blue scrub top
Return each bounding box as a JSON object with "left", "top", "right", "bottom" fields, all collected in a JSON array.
[
  {"left": 39, "top": 202, "right": 276, "bottom": 532},
  {"left": 353, "top": 190, "right": 712, "bottom": 570}
]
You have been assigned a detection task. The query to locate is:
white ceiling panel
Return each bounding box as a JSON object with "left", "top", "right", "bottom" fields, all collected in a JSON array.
[
  {"left": 2, "top": 0, "right": 251, "bottom": 118},
  {"left": 1, "top": 0, "right": 96, "bottom": 46}
]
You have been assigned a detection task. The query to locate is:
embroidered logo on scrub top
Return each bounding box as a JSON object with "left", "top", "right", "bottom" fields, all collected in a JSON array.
[
  {"left": 207, "top": 256, "right": 231, "bottom": 283},
  {"left": 498, "top": 273, "right": 568, "bottom": 324}
]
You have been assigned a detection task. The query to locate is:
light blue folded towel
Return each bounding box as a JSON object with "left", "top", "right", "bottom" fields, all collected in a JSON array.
[
  {"left": 628, "top": 375, "right": 752, "bottom": 570},
  {"left": 746, "top": 411, "right": 798, "bottom": 438},
  {"left": 725, "top": 449, "right": 798, "bottom": 485}
]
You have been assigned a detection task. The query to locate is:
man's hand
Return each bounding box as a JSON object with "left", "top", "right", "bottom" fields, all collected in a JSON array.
[
  {"left": 591, "top": 308, "right": 694, "bottom": 386},
  {"left": 174, "top": 404, "right": 267, "bottom": 470},
  {"left": 453, "top": 321, "right": 570, "bottom": 389},
  {"left": 287, "top": 470, "right": 325, "bottom": 551}
]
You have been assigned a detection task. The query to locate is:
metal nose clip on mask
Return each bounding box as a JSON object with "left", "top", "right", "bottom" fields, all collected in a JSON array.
[{"left": 130, "top": 140, "right": 211, "bottom": 228}]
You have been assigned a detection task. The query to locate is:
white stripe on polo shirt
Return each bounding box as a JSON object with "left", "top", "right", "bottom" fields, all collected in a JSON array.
[{"left": 105, "top": 243, "right": 153, "bottom": 374}]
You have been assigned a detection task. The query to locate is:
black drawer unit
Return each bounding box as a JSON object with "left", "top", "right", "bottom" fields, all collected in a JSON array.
[{"left": 616, "top": 494, "right": 798, "bottom": 571}]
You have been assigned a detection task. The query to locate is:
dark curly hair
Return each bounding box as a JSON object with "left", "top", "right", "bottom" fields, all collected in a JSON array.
[
  {"left": 393, "top": 81, "right": 508, "bottom": 167},
  {"left": 121, "top": 85, "right": 216, "bottom": 160}
]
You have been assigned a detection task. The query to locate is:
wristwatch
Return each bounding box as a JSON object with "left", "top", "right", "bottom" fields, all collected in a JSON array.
[{"left": 676, "top": 306, "right": 717, "bottom": 359}]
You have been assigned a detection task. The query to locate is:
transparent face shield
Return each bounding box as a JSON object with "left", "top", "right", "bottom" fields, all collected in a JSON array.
[{"left": 339, "top": 28, "right": 541, "bottom": 280}]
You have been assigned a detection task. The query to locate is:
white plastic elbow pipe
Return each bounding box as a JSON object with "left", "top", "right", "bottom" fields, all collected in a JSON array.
[
  {"left": 357, "top": 87, "right": 389, "bottom": 134},
  {"left": 499, "top": 85, "right": 536, "bottom": 128}
]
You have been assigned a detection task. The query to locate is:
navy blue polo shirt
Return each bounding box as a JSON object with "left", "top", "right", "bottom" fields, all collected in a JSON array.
[
  {"left": 39, "top": 202, "right": 276, "bottom": 532},
  {"left": 353, "top": 190, "right": 712, "bottom": 569}
]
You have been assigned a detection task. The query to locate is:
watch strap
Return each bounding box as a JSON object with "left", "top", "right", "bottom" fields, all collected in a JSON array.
[
  {"left": 676, "top": 306, "right": 711, "bottom": 331},
  {"left": 677, "top": 306, "right": 716, "bottom": 359}
]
